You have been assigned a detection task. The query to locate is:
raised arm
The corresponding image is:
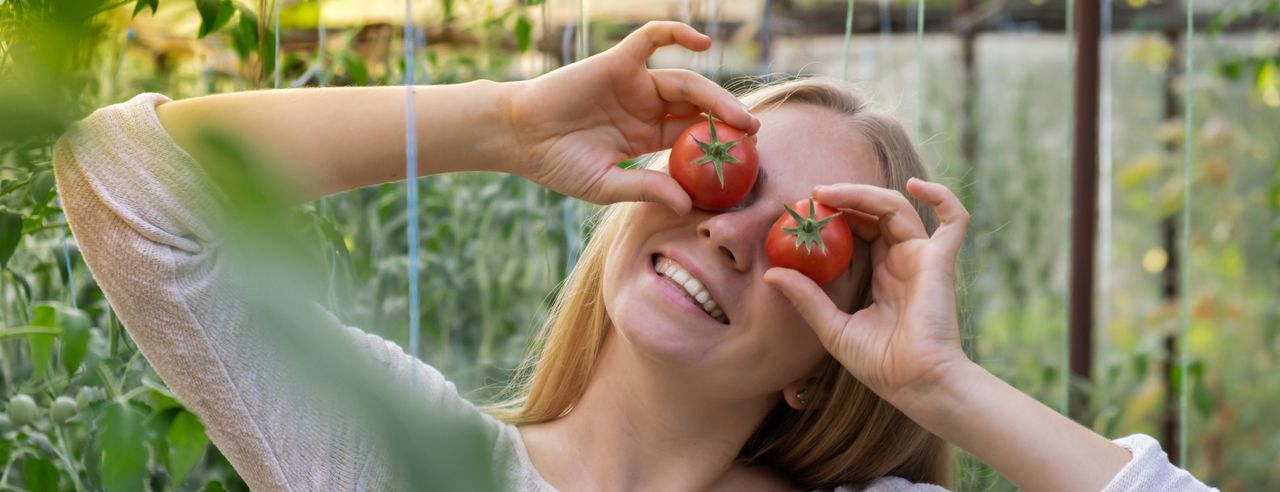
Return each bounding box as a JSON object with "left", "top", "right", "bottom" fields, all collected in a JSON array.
[
  {"left": 765, "top": 179, "right": 1217, "bottom": 492},
  {"left": 156, "top": 21, "right": 759, "bottom": 207},
  {"left": 56, "top": 21, "right": 753, "bottom": 489},
  {"left": 155, "top": 82, "right": 512, "bottom": 202}
]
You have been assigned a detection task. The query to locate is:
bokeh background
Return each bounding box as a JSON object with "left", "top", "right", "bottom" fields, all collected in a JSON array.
[{"left": 0, "top": 0, "right": 1277, "bottom": 490}]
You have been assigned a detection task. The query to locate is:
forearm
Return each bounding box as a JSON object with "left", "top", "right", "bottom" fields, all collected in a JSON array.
[
  {"left": 895, "top": 361, "right": 1132, "bottom": 492},
  {"left": 155, "top": 81, "right": 519, "bottom": 203}
]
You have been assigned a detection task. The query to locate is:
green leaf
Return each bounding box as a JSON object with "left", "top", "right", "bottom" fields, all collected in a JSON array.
[
  {"left": 59, "top": 307, "right": 91, "bottom": 375},
  {"left": 132, "top": 0, "right": 159, "bottom": 18},
  {"left": 200, "top": 482, "right": 226, "bottom": 492},
  {"left": 166, "top": 411, "right": 209, "bottom": 486},
  {"left": 515, "top": 14, "right": 533, "bottom": 53},
  {"left": 342, "top": 52, "right": 369, "bottom": 86},
  {"left": 0, "top": 208, "right": 23, "bottom": 268},
  {"left": 29, "top": 304, "right": 58, "bottom": 380},
  {"left": 229, "top": 7, "right": 276, "bottom": 77},
  {"left": 28, "top": 170, "right": 55, "bottom": 208},
  {"left": 100, "top": 403, "right": 148, "bottom": 492},
  {"left": 230, "top": 8, "right": 258, "bottom": 58},
  {"left": 196, "top": 0, "right": 234, "bottom": 38},
  {"left": 22, "top": 456, "right": 60, "bottom": 492},
  {"left": 1257, "top": 60, "right": 1279, "bottom": 104},
  {"left": 142, "top": 377, "right": 182, "bottom": 411}
]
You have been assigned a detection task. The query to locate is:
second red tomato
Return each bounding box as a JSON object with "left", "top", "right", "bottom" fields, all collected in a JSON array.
[{"left": 766, "top": 199, "right": 854, "bottom": 286}]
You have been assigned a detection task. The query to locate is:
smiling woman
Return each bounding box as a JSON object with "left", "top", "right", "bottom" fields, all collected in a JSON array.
[
  {"left": 497, "top": 78, "right": 949, "bottom": 489},
  {"left": 52, "top": 20, "right": 1214, "bottom": 492}
]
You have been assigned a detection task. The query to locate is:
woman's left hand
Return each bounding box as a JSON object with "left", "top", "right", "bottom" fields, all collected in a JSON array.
[{"left": 763, "top": 178, "right": 971, "bottom": 411}]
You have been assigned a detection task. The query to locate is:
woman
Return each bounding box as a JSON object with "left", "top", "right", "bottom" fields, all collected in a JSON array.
[{"left": 55, "top": 22, "right": 1213, "bottom": 491}]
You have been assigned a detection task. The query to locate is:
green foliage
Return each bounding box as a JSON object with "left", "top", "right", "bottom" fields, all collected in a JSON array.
[
  {"left": 166, "top": 411, "right": 208, "bottom": 485},
  {"left": 133, "top": 0, "right": 159, "bottom": 18},
  {"left": 0, "top": 209, "right": 23, "bottom": 268},
  {"left": 0, "top": 0, "right": 1276, "bottom": 490},
  {"left": 195, "top": 0, "right": 233, "bottom": 39},
  {"left": 99, "top": 402, "right": 148, "bottom": 490}
]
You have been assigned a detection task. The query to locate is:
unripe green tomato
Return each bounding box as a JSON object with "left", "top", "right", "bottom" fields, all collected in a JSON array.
[
  {"left": 76, "top": 387, "right": 93, "bottom": 409},
  {"left": 7, "top": 394, "right": 37, "bottom": 426},
  {"left": 51, "top": 396, "right": 78, "bottom": 425}
]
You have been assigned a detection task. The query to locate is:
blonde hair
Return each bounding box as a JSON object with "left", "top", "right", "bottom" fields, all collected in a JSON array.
[{"left": 488, "top": 77, "right": 950, "bottom": 489}]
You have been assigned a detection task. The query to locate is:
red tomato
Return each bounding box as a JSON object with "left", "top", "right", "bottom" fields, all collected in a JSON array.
[
  {"left": 766, "top": 199, "right": 854, "bottom": 286},
  {"left": 668, "top": 115, "right": 759, "bottom": 210}
]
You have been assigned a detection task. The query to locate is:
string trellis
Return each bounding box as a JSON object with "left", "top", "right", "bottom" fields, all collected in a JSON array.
[{"left": 1178, "top": 0, "right": 1194, "bottom": 467}]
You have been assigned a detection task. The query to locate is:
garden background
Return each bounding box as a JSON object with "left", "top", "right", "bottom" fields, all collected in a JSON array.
[{"left": 0, "top": 0, "right": 1277, "bottom": 490}]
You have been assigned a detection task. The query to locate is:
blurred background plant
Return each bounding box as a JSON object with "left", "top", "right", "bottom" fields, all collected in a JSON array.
[{"left": 0, "top": 0, "right": 1276, "bottom": 490}]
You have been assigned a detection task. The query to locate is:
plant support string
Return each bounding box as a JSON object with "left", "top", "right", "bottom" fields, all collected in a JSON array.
[{"left": 404, "top": 0, "right": 421, "bottom": 360}]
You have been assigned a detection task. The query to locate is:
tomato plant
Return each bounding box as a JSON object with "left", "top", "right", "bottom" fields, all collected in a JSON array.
[
  {"left": 766, "top": 199, "right": 853, "bottom": 286},
  {"left": 668, "top": 114, "right": 759, "bottom": 210}
]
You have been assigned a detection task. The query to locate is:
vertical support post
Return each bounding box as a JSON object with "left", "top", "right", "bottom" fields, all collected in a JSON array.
[
  {"left": 957, "top": 0, "right": 978, "bottom": 171},
  {"left": 1068, "top": 0, "right": 1100, "bottom": 420},
  {"left": 1160, "top": 22, "right": 1184, "bottom": 466},
  {"left": 757, "top": 0, "right": 774, "bottom": 77}
]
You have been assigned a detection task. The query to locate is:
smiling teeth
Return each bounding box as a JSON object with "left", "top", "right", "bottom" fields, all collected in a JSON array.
[{"left": 655, "top": 256, "right": 727, "bottom": 323}]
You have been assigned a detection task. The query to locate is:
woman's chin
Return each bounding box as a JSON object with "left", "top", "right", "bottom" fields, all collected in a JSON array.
[{"left": 609, "top": 306, "right": 725, "bottom": 369}]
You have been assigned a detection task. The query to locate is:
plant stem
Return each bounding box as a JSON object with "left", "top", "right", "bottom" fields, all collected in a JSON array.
[
  {"left": 0, "top": 327, "right": 61, "bottom": 338},
  {"left": 52, "top": 425, "right": 84, "bottom": 492}
]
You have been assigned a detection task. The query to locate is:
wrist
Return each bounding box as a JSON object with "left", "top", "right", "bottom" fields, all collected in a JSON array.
[
  {"left": 491, "top": 79, "right": 530, "bottom": 175},
  {"left": 887, "top": 357, "right": 986, "bottom": 430},
  {"left": 420, "top": 79, "right": 525, "bottom": 175}
]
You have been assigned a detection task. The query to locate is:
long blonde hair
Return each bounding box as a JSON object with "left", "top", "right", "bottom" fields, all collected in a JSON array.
[{"left": 488, "top": 77, "right": 950, "bottom": 489}]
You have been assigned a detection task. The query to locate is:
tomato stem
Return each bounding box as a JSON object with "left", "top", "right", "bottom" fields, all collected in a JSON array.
[
  {"left": 781, "top": 199, "right": 842, "bottom": 255},
  {"left": 690, "top": 113, "right": 743, "bottom": 188}
]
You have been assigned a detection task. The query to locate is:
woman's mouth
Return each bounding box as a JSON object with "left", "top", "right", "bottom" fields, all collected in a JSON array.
[{"left": 651, "top": 254, "right": 729, "bottom": 324}]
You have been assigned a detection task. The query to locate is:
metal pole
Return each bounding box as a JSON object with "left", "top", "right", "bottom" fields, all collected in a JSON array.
[{"left": 1068, "top": 0, "right": 1100, "bottom": 420}]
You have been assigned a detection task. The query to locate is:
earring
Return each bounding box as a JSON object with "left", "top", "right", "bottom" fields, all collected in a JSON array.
[{"left": 795, "top": 389, "right": 808, "bottom": 404}]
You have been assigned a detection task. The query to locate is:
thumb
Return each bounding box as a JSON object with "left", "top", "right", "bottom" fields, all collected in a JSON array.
[
  {"left": 763, "top": 267, "right": 847, "bottom": 347},
  {"left": 599, "top": 167, "right": 692, "bottom": 215}
]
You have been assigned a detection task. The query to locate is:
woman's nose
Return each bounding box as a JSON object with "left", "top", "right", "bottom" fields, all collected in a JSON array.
[{"left": 696, "top": 208, "right": 772, "bottom": 272}]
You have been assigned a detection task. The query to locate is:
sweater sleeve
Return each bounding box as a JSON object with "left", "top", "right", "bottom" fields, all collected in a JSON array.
[
  {"left": 1101, "top": 434, "right": 1218, "bottom": 492},
  {"left": 53, "top": 93, "right": 503, "bottom": 490},
  {"left": 831, "top": 431, "right": 1216, "bottom": 492}
]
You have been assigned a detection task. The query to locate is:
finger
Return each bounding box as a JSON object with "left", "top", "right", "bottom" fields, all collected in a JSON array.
[
  {"left": 813, "top": 184, "right": 927, "bottom": 244},
  {"left": 665, "top": 101, "right": 701, "bottom": 117},
  {"left": 650, "top": 69, "right": 759, "bottom": 134},
  {"left": 763, "top": 268, "right": 849, "bottom": 349},
  {"left": 869, "top": 236, "right": 889, "bottom": 272},
  {"left": 597, "top": 167, "right": 692, "bottom": 215},
  {"left": 906, "top": 178, "right": 969, "bottom": 257},
  {"left": 764, "top": 268, "right": 855, "bottom": 352},
  {"left": 841, "top": 208, "right": 881, "bottom": 243},
  {"left": 657, "top": 114, "right": 707, "bottom": 149},
  {"left": 620, "top": 21, "right": 711, "bottom": 61}
]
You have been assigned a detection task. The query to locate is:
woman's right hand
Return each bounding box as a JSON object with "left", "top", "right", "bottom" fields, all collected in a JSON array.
[{"left": 502, "top": 21, "right": 759, "bottom": 215}]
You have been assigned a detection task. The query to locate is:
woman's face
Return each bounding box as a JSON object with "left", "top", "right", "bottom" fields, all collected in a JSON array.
[{"left": 602, "top": 103, "right": 886, "bottom": 400}]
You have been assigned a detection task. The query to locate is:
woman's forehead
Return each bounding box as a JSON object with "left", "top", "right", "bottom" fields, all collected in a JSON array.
[{"left": 752, "top": 104, "right": 884, "bottom": 198}]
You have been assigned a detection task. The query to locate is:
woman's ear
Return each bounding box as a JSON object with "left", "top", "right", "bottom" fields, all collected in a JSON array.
[{"left": 782, "top": 377, "right": 823, "bottom": 410}]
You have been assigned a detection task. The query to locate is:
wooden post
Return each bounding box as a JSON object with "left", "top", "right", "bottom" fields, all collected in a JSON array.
[
  {"left": 1160, "top": 23, "right": 1184, "bottom": 466},
  {"left": 957, "top": 0, "right": 978, "bottom": 171},
  {"left": 1068, "top": 0, "right": 1101, "bottom": 420},
  {"left": 758, "top": 0, "right": 775, "bottom": 76}
]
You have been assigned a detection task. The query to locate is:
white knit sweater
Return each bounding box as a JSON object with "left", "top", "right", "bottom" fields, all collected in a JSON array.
[{"left": 52, "top": 93, "right": 1217, "bottom": 491}]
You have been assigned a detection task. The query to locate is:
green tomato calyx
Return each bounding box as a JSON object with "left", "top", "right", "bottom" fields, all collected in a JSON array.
[
  {"left": 781, "top": 199, "right": 842, "bottom": 255},
  {"left": 691, "top": 113, "right": 743, "bottom": 189}
]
